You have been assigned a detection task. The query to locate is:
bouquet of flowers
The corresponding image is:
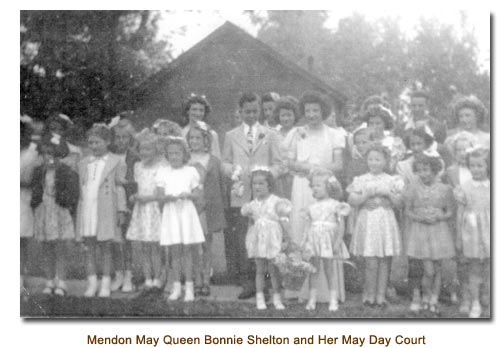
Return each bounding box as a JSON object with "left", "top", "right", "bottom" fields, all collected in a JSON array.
[
  {"left": 274, "top": 246, "right": 316, "bottom": 291},
  {"left": 230, "top": 165, "right": 244, "bottom": 198}
]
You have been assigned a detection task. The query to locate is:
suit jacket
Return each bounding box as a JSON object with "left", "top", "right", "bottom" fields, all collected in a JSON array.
[
  {"left": 75, "top": 153, "right": 127, "bottom": 241},
  {"left": 222, "top": 123, "right": 282, "bottom": 207}
]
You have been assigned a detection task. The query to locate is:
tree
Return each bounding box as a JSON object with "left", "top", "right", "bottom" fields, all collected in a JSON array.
[{"left": 20, "top": 10, "right": 172, "bottom": 129}]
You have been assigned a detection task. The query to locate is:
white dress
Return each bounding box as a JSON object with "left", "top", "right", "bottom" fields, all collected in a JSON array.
[
  {"left": 126, "top": 161, "right": 163, "bottom": 242},
  {"left": 156, "top": 165, "right": 205, "bottom": 246},
  {"left": 288, "top": 125, "right": 346, "bottom": 302},
  {"left": 80, "top": 156, "right": 107, "bottom": 238},
  {"left": 20, "top": 142, "right": 41, "bottom": 238}
]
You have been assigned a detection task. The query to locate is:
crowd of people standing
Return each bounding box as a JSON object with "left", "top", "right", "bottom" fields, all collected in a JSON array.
[{"left": 20, "top": 89, "right": 490, "bottom": 317}]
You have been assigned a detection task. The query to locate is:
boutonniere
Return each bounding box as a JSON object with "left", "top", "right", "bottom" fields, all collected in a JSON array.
[
  {"left": 258, "top": 133, "right": 266, "bottom": 140},
  {"left": 297, "top": 127, "right": 307, "bottom": 139}
]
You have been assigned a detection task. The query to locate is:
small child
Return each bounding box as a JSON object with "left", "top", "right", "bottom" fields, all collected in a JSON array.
[
  {"left": 187, "top": 121, "right": 226, "bottom": 296},
  {"left": 241, "top": 168, "right": 291, "bottom": 310},
  {"left": 301, "top": 169, "right": 350, "bottom": 311},
  {"left": 404, "top": 154, "right": 455, "bottom": 313},
  {"left": 76, "top": 124, "right": 127, "bottom": 298},
  {"left": 31, "top": 135, "right": 79, "bottom": 296},
  {"left": 110, "top": 118, "right": 140, "bottom": 293},
  {"left": 454, "top": 148, "right": 490, "bottom": 318},
  {"left": 126, "top": 130, "right": 163, "bottom": 292},
  {"left": 348, "top": 144, "right": 403, "bottom": 307},
  {"left": 155, "top": 137, "right": 205, "bottom": 302}
]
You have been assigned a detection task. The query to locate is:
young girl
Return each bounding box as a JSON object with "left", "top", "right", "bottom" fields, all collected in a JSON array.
[
  {"left": 126, "top": 130, "right": 163, "bottom": 292},
  {"left": 110, "top": 119, "right": 140, "bottom": 293},
  {"left": 154, "top": 119, "right": 183, "bottom": 156},
  {"left": 31, "top": 135, "right": 79, "bottom": 295},
  {"left": 181, "top": 94, "right": 221, "bottom": 159},
  {"left": 76, "top": 124, "right": 127, "bottom": 297},
  {"left": 302, "top": 169, "right": 350, "bottom": 311},
  {"left": 155, "top": 137, "right": 205, "bottom": 301},
  {"left": 20, "top": 120, "right": 41, "bottom": 291},
  {"left": 348, "top": 144, "right": 403, "bottom": 306},
  {"left": 454, "top": 148, "right": 490, "bottom": 318},
  {"left": 187, "top": 121, "right": 226, "bottom": 296},
  {"left": 241, "top": 168, "right": 291, "bottom": 310},
  {"left": 404, "top": 154, "right": 455, "bottom": 313}
]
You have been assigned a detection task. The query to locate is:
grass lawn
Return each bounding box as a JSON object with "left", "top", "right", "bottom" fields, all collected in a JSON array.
[{"left": 21, "top": 291, "right": 487, "bottom": 319}]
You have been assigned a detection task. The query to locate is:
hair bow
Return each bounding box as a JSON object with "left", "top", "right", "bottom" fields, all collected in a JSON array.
[
  {"left": 251, "top": 165, "right": 271, "bottom": 173},
  {"left": 422, "top": 148, "right": 440, "bottom": 158},
  {"left": 20, "top": 114, "right": 33, "bottom": 124},
  {"left": 50, "top": 133, "right": 61, "bottom": 145},
  {"left": 92, "top": 122, "right": 109, "bottom": 130},
  {"left": 58, "top": 113, "right": 74, "bottom": 125},
  {"left": 195, "top": 120, "right": 209, "bottom": 131},
  {"left": 465, "top": 144, "right": 486, "bottom": 154},
  {"left": 108, "top": 115, "right": 121, "bottom": 128}
]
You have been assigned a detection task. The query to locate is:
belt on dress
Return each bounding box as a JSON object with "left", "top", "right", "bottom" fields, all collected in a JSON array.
[{"left": 362, "top": 196, "right": 392, "bottom": 210}]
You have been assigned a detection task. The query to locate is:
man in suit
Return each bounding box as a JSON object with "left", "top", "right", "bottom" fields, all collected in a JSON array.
[
  {"left": 222, "top": 92, "right": 282, "bottom": 299},
  {"left": 395, "top": 91, "right": 448, "bottom": 144}
]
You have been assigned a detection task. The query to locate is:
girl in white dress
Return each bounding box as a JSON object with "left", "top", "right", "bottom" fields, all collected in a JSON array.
[
  {"left": 126, "top": 131, "right": 164, "bottom": 292},
  {"left": 302, "top": 169, "right": 350, "bottom": 311},
  {"left": 241, "top": 168, "right": 291, "bottom": 310},
  {"left": 155, "top": 137, "right": 205, "bottom": 302}
]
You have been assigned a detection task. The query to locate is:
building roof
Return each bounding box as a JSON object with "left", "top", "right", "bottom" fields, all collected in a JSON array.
[{"left": 134, "top": 21, "right": 347, "bottom": 108}]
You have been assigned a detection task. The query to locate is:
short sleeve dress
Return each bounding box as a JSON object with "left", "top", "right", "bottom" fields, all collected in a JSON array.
[
  {"left": 405, "top": 182, "right": 455, "bottom": 259},
  {"left": 126, "top": 161, "right": 163, "bottom": 242},
  {"left": 302, "top": 199, "right": 350, "bottom": 259},
  {"left": 457, "top": 179, "right": 490, "bottom": 259},
  {"left": 156, "top": 165, "right": 205, "bottom": 246},
  {"left": 242, "top": 194, "right": 291, "bottom": 259},
  {"left": 348, "top": 173, "right": 403, "bottom": 257}
]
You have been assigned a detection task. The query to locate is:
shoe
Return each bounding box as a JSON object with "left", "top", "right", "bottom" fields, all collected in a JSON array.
[
  {"left": 329, "top": 290, "right": 338, "bottom": 312},
  {"left": 450, "top": 292, "right": 459, "bottom": 304},
  {"left": 54, "top": 279, "right": 68, "bottom": 297},
  {"left": 459, "top": 300, "right": 471, "bottom": 314},
  {"left": 273, "top": 293, "right": 285, "bottom": 310},
  {"left": 144, "top": 278, "right": 153, "bottom": 289},
  {"left": 152, "top": 278, "right": 162, "bottom": 289},
  {"left": 238, "top": 287, "right": 256, "bottom": 300},
  {"left": 429, "top": 302, "right": 440, "bottom": 315},
  {"left": 42, "top": 280, "right": 55, "bottom": 295},
  {"left": 84, "top": 275, "right": 99, "bottom": 297},
  {"left": 184, "top": 281, "right": 195, "bottom": 302},
  {"left": 256, "top": 292, "right": 267, "bottom": 310},
  {"left": 121, "top": 270, "right": 134, "bottom": 293},
  {"left": 98, "top": 276, "right": 111, "bottom": 298},
  {"left": 363, "top": 300, "right": 376, "bottom": 308},
  {"left": 168, "top": 282, "right": 182, "bottom": 301},
  {"left": 469, "top": 302, "right": 482, "bottom": 318},
  {"left": 110, "top": 271, "right": 124, "bottom": 292},
  {"left": 410, "top": 301, "right": 421, "bottom": 312}
]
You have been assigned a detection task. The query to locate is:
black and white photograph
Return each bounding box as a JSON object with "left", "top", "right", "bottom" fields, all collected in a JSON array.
[{"left": 19, "top": 9, "right": 491, "bottom": 319}]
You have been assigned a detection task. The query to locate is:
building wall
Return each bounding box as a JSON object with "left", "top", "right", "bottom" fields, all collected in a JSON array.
[{"left": 135, "top": 33, "right": 337, "bottom": 145}]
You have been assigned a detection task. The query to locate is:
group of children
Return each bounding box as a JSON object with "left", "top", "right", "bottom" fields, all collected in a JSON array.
[{"left": 20, "top": 92, "right": 490, "bottom": 318}]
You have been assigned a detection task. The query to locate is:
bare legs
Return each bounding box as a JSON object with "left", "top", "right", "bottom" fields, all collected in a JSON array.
[
  {"left": 306, "top": 258, "right": 338, "bottom": 311},
  {"left": 255, "top": 258, "right": 283, "bottom": 310},
  {"left": 363, "top": 257, "right": 391, "bottom": 306}
]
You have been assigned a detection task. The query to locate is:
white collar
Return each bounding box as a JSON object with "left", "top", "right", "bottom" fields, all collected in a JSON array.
[
  {"left": 471, "top": 179, "right": 490, "bottom": 188},
  {"left": 243, "top": 122, "right": 258, "bottom": 135}
]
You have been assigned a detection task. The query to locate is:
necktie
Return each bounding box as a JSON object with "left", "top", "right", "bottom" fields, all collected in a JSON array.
[{"left": 247, "top": 126, "right": 253, "bottom": 153}]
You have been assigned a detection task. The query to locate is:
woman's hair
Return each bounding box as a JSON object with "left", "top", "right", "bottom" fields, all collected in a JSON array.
[
  {"left": 412, "top": 153, "right": 443, "bottom": 175},
  {"left": 299, "top": 91, "right": 331, "bottom": 120},
  {"left": 38, "top": 133, "right": 70, "bottom": 159},
  {"left": 308, "top": 168, "right": 343, "bottom": 200},
  {"left": 251, "top": 169, "right": 276, "bottom": 194},
  {"left": 238, "top": 92, "right": 260, "bottom": 108},
  {"left": 360, "top": 94, "right": 392, "bottom": 114},
  {"left": 450, "top": 131, "right": 477, "bottom": 158},
  {"left": 452, "top": 95, "right": 487, "bottom": 125},
  {"left": 153, "top": 119, "right": 183, "bottom": 137},
  {"left": 403, "top": 128, "right": 435, "bottom": 149},
  {"left": 135, "top": 129, "right": 161, "bottom": 156},
  {"left": 362, "top": 104, "right": 394, "bottom": 130},
  {"left": 20, "top": 121, "right": 33, "bottom": 149},
  {"left": 87, "top": 124, "right": 112, "bottom": 142},
  {"left": 183, "top": 94, "right": 211, "bottom": 120},
  {"left": 273, "top": 96, "right": 299, "bottom": 126},
  {"left": 46, "top": 112, "right": 73, "bottom": 135},
  {"left": 165, "top": 137, "right": 190, "bottom": 164},
  {"left": 111, "top": 118, "right": 137, "bottom": 146},
  {"left": 466, "top": 147, "right": 490, "bottom": 178},
  {"left": 261, "top": 92, "right": 280, "bottom": 104},
  {"left": 187, "top": 122, "right": 212, "bottom": 152}
]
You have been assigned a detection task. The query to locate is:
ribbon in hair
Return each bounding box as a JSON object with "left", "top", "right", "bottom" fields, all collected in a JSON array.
[
  {"left": 58, "top": 113, "right": 74, "bottom": 125},
  {"left": 108, "top": 115, "right": 121, "bottom": 128},
  {"left": 251, "top": 165, "right": 271, "bottom": 173},
  {"left": 20, "top": 114, "right": 33, "bottom": 124}
]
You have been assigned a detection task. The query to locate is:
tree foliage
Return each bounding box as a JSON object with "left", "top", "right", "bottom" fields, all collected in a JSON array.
[
  {"left": 249, "top": 10, "right": 490, "bottom": 124},
  {"left": 20, "top": 10, "right": 171, "bottom": 129}
]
